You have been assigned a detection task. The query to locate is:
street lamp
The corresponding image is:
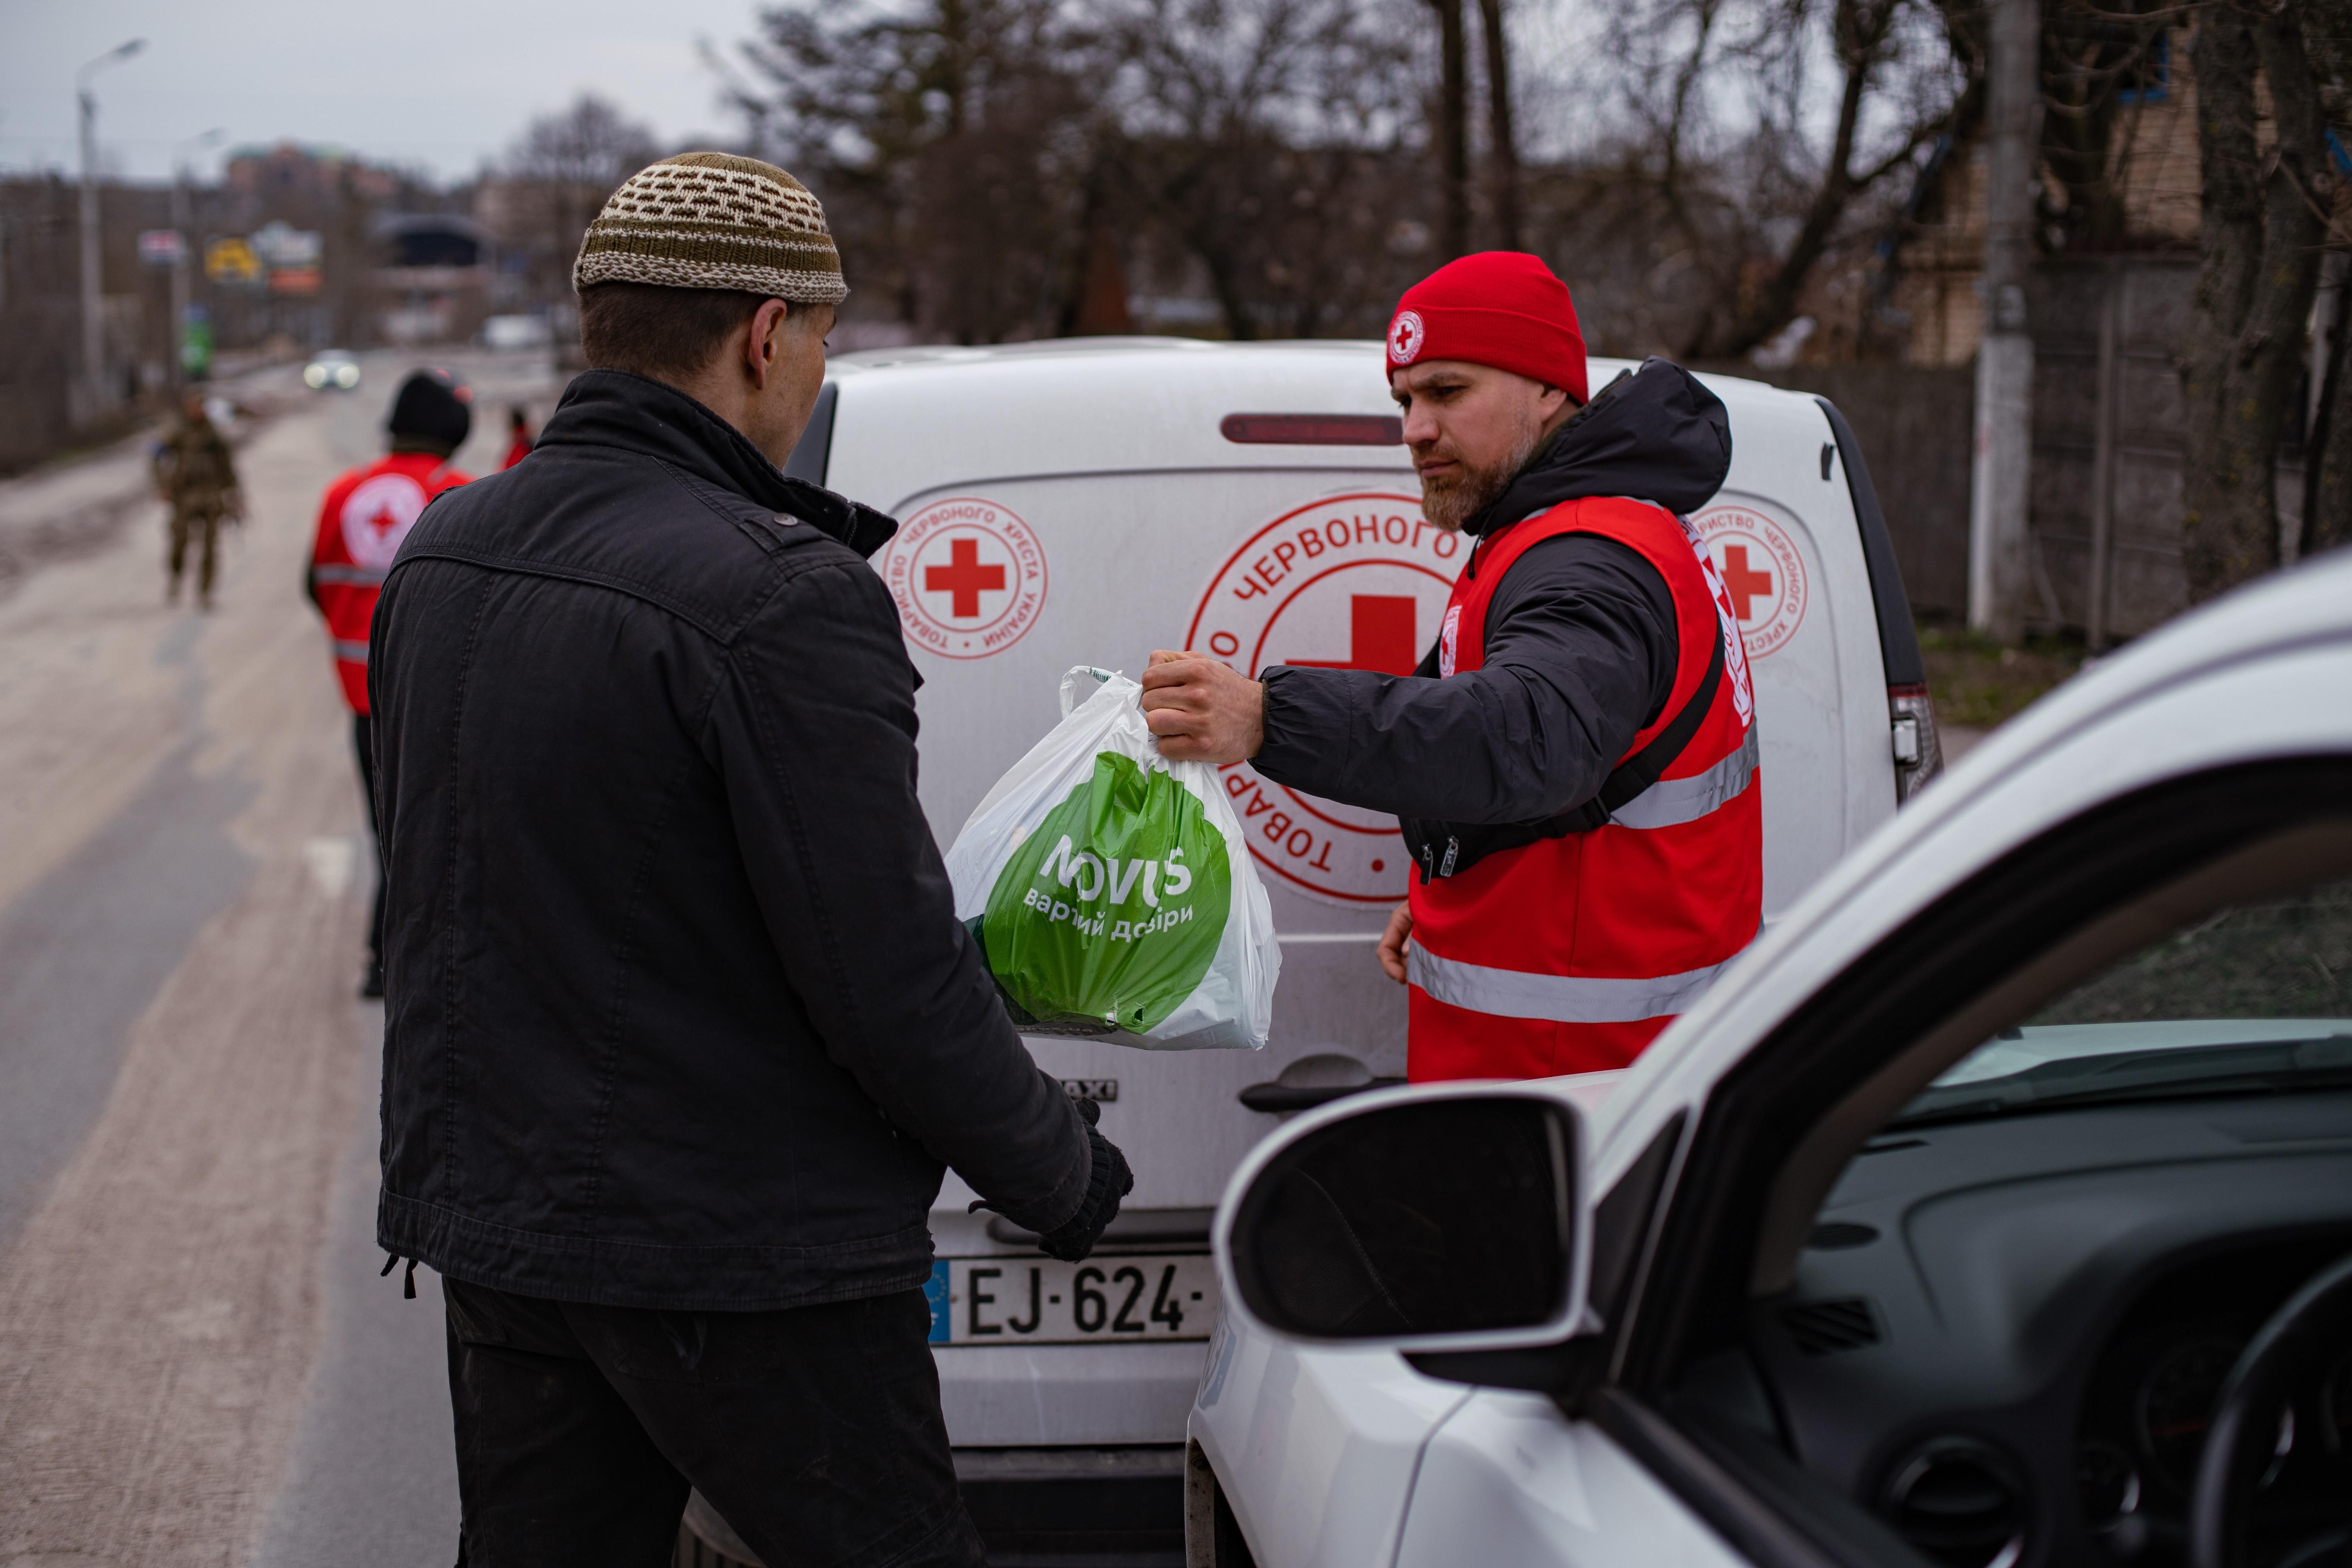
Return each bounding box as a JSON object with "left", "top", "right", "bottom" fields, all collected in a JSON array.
[
  {"left": 172, "top": 127, "right": 227, "bottom": 387},
  {"left": 76, "top": 37, "right": 146, "bottom": 418}
]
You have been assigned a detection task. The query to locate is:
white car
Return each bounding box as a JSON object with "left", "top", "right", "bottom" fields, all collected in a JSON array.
[
  {"left": 1192, "top": 548, "right": 2352, "bottom": 1568},
  {"left": 302, "top": 349, "right": 361, "bottom": 391},
  {"left": 682, "top": 338, "right": 1944, "bottom": 1563},
  {"left": 481, "top": 313, "right": 553, "bottom": 351}
]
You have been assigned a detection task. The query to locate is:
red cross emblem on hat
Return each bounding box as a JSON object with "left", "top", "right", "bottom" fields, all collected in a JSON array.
[{"left": 1387, "top": 310, "right": 1425, "bottom": 365}]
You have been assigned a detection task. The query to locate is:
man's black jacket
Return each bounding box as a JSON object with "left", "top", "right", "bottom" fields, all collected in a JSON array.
[
  {"left": 370, "top": 369, "right": 1093, "bottom": 1312},
  {"left": 1254, "top": 359, "right": 1732, "bottom": 867}
]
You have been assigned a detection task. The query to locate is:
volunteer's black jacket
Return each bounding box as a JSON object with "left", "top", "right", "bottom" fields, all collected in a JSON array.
[
  {"left": 1254, "top": 359, "right": 1731, "bottom": 839},
  {"left": 370, "top": 369, "right": 1093, "bottom": 1311}
]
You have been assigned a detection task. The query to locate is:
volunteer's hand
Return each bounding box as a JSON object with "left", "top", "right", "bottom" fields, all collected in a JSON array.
[
  {"left": 1140, "top": 650, "right": 1264, "bottom": 764},
  {"left": 1037, "top": 1104, "right": 1134, "bottom": 1263},
  {"left": 1377, "top": 900, "right": 1412, "bottom": 984}
]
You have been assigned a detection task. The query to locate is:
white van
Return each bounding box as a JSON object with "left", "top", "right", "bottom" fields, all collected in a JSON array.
[{"left": 680, "top": 338, "right": 1944, "bottom": 1566}]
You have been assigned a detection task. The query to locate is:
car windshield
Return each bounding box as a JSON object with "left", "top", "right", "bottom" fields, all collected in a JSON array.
[{"left": 1893, "top": 876, "right": 2352, "bottom": 1127}]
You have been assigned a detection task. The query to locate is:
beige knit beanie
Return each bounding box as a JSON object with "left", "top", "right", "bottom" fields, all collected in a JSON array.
[{"left": 572, "top": 152, "right": 848, "bottom": 303}]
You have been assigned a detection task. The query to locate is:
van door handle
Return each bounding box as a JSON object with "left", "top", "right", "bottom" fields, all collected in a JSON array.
[{"left": 1237, "top": 1078, "right": 1405, "bottom": 1113}]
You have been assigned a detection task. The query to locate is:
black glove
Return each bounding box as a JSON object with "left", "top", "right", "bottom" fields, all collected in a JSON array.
[{"left": 1036, "top": 1116, "right": 1133, "bottom": 1263}]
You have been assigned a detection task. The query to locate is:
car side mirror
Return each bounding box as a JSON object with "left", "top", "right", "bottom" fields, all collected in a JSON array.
[{"left": 1214, "top": 1083, "right": 1589, "bottom": 1352}]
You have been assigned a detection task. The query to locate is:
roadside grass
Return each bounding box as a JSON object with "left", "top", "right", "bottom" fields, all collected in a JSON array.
[{"left": 1917, "top": 622, "right": 2089, "bottom": 729}]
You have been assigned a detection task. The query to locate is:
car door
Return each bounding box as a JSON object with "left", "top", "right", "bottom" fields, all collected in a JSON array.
[
  {"left": 1200, "top": 559, "right": 2352, "bottom": 1567},
  {"left": 1579, "top": 760, "right": 2352, "bottom": 1563},
  {"left": 1397, "top": 642, "right": 2352, "bottom": 1565}
]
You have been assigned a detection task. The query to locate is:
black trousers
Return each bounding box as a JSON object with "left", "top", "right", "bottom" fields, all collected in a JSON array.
[
  {"left": 443, "top": 1278, "right": 985, "bottom": 1568},
  {"left": 352, "top": 713, "right": 385, "bottom": 966}
]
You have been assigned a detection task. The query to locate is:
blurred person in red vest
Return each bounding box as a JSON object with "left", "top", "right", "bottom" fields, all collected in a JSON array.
[
  {"left": 1143, "top": 253, "right": 1759, "bottom": 1083},
  {"left": 308, "top": 368, "right": 475, "bottom": 998},
  {"left": 501, "top": 405, "right": 534, "bottom": 469}
]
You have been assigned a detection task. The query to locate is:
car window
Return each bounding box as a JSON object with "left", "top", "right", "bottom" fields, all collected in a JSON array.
[
  {"left": 1760, "top": 863, "right": 2352, "bottom": 1568},
  {"left": 1896, "top": 875, "right": 2352, "bottom": 1128}
]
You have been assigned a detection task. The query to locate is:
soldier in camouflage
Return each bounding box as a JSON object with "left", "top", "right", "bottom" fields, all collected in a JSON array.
[{"left": 152, "top": 389, "right": 244, "bottom": 609}]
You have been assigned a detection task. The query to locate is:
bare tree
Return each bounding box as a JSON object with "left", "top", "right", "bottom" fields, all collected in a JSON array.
[
  {"left": 1606, "top": 0, "right": 1972, "bottom": 359},
  {"left": 736, "top": 0, "right": 1097, "bottom": 341},
  {"left": 1426, "top": 0, "right": 1472, "bottom": 258},
  {"left": 499, "top": 96, "right": 662, "bottom": 305},
  {"left": 2034, "top": 0, "right": 2171, "bottom": 252},
  {"left": 1105, "top": 0, "right": 1426, "bottom": 337},
  {"left": 1476, "top": 0, "right": 1521, "bottom": 250},
  {"left": 2295, "top": 1, "right": 2352, "bottom": 557},
  {"left": 2177, "top": 0, "right": 2334, "bottom": 600}
]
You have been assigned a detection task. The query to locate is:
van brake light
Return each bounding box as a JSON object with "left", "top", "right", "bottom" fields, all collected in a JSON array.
[
  {"left": 1888, "top": 683, "right": 1944, "bottom": 803},
  {"left": 1220, "top": 414, "right": 1402, "bottom": 446}
]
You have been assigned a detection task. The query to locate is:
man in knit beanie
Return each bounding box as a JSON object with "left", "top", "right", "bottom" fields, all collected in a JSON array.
[
  {"left": 367, "top": 153, "right": 1130, "bottom": 1568},
  {"left": 1144, "top": 252, "right": 1762, "bottom": 1086}
]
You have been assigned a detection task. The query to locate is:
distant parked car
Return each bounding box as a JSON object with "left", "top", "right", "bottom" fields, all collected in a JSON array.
[
  {"left": 302, "top": 350, "right": 360, "bottom": 392},
  {"left": 480, "top": 314, "right": 552, "bottom": 351}
]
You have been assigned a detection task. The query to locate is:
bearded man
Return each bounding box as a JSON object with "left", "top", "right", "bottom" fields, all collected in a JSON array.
[{"left": 1140, "top": 251, "right": 1761, "bottom": 1082}]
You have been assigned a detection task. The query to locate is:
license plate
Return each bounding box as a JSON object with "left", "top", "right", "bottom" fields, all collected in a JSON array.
[{"left": 926, "top": 1254, "right": 1217, "bottom": 1345}]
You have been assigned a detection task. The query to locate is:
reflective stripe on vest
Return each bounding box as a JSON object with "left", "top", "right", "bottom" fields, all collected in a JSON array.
[
  {"left": 313, "top": 563, "right": 386, "bottom": 586},
  {"left": 1606, "top": 723, "right": 1759, "bottom": 831},
  {"left": 333, "top": 639, "right": 369, "bottom": 665},
  {"left": 1408, "top": 939, "right": 1746, "bottom": 1024}
]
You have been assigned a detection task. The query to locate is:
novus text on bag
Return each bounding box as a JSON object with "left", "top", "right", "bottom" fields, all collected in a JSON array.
[{"left": 946, "top": 668, "right": 1278, "bottom": 1050}]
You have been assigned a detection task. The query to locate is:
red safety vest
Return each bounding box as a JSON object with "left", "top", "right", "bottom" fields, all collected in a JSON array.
[
  {"left": 310, "top": 453, "right": 472, "bottom": 714},
  {"left": 1405, "top": 496, "right": 1762, "bottom": 1082}
]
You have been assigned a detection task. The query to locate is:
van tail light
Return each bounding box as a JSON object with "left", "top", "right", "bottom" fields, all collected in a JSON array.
[
  {"left": 1888, "top": 683, "right": 1943, "bottom": 804},
  {"left": 1220, "top": 413, "right": 1402, "bottom": 446}
]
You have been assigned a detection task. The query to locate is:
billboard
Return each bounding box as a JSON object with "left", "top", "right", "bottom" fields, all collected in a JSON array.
[{"left": 205, "top": 236, "right": 263, "bottom": 287}]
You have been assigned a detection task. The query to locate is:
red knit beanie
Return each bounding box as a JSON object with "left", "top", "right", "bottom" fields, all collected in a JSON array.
[{"left": 1385, "top": 252, "right": 1588, "bottom": 405}]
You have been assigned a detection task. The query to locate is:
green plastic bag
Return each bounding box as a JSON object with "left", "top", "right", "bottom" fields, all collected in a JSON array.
[{"left": 946, "top": 669, "right": 1277, "bottom": 1050}]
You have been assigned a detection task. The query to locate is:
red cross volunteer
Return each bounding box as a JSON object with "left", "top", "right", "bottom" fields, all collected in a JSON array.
[
  {"left": 1140, "top": 252, "right": 1764, "bottom": 1081},
  {"left": 307, "top": 367, "right": 475, "bottom": 997}
]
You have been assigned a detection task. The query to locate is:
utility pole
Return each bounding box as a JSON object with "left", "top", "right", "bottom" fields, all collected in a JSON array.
[
  {"left": 1967, "top": 0, "right": 2035, "bottom": 640},
  {"left": 172, "top": 128, "right": 226, "bottom": 388},
  {"left": 76, "top": 38, "right": 145, "bottom": 421}
]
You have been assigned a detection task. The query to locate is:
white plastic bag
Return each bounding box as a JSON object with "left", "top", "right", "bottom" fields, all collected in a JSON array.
[{"left": 945, "top": 667, "right": 1278, "bottom": 1050}]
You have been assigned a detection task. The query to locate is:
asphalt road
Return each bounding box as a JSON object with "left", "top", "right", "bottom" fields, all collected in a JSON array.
[{"left": 0, "top": 348, "right": 558, "bottom": 1568}]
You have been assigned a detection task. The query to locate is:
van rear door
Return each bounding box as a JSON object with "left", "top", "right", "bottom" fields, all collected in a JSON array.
[
  {"left": 1690, "top": 373, "right": 1903, "bottom": 897},
  {"left": 812, "top": 344, "right": 1916, "bottom": 1453}
]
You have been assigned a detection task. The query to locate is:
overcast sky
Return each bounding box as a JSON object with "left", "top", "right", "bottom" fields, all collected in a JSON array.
[{"left": 0, "top": 0, "right": 772, "bottom": 185}]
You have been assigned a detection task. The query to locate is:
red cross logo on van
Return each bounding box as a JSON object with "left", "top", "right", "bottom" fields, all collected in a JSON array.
[
  {"left": 1287, "top": 595, "right": 1420, "bottom": 676},
  {"left": 882, "top": 497, "right": 1049, "bottom": 660},
  {"left": 1693, "top": 503, "right": 1809, "bottom": 658},
  {"left": 1186, "top": 492, "right": 1461, "bottom": 904},
  {"left": 1718, "top": 546, "right": 1774, "bottom": 620},
  {"left": 925, "top": 537, "right": 1007, "bottom": 619}
]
